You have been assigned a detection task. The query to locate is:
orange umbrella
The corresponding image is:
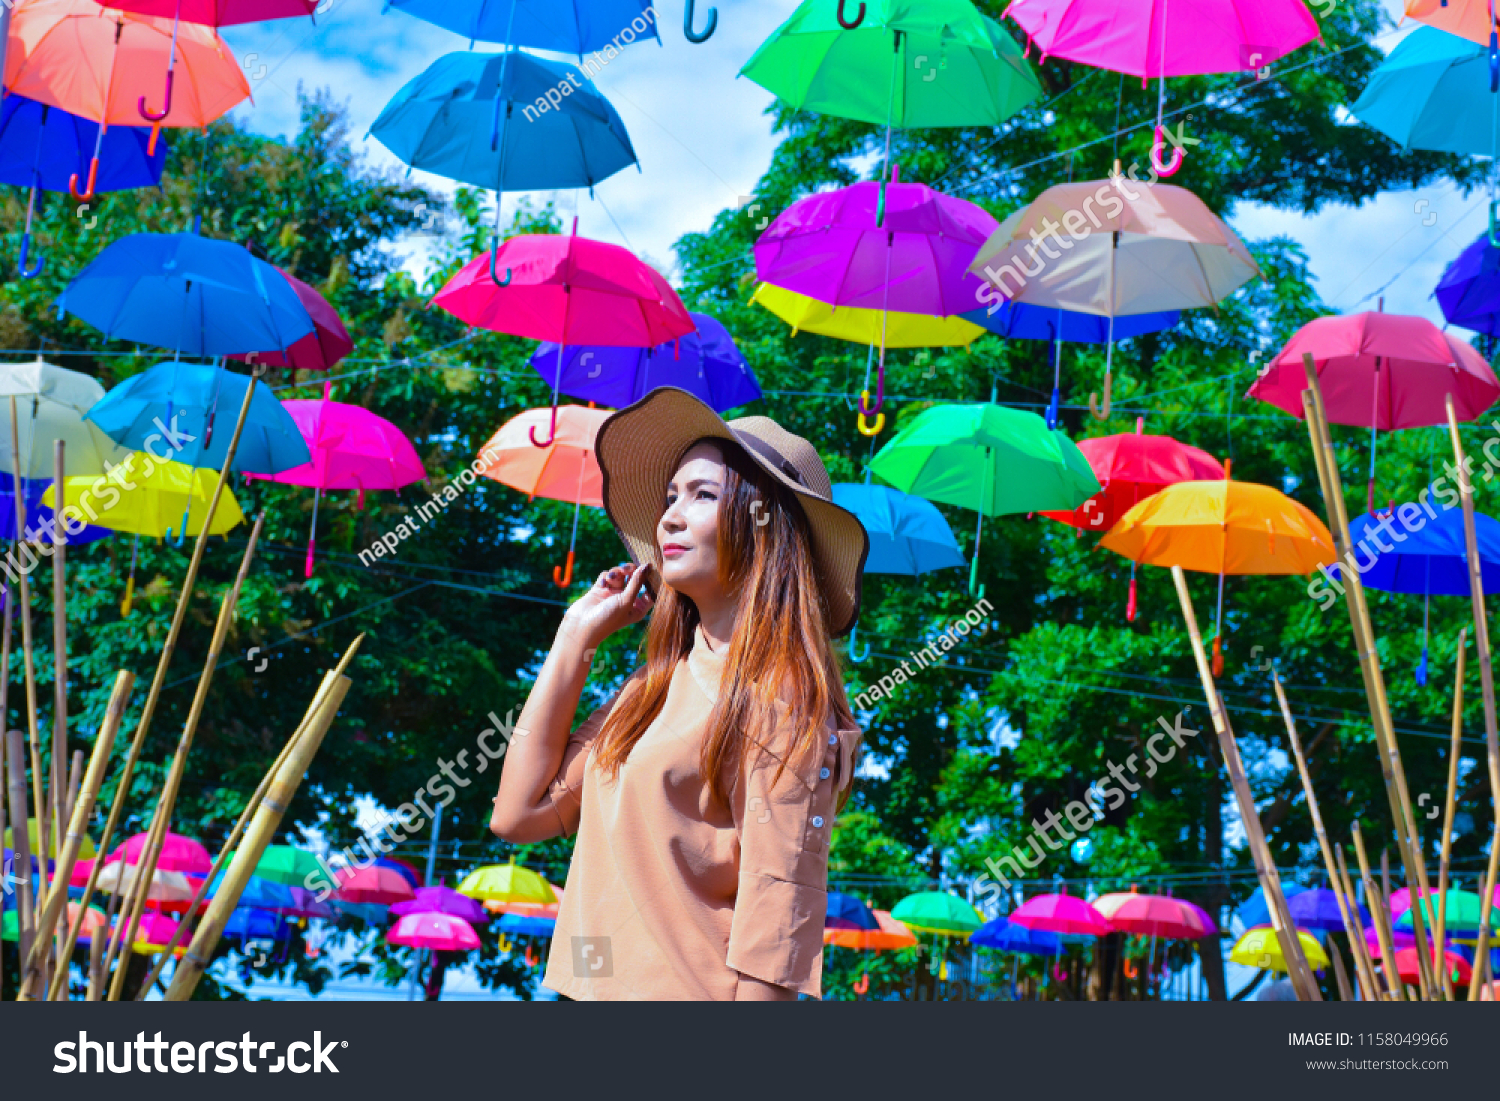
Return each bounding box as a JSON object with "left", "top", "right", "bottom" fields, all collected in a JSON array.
[
  {"left": 479, "top": 405, "right": 608, "bottom": 588},
  {"left": 1402, "top": 0, "right": 1495, "bottom": 47},
  {"left": 824, "top": 909, "right": 919, "bottom": 951},
  {"left": 484, "top": 883, "right": 564, "bottom": 919},
  {"left": 3, "top": 0, "right": 251, "bottom": 195}
]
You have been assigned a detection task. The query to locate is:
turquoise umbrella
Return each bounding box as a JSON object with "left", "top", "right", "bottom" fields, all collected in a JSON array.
[{"left": 1351, "top": 26, "right": 1500, "bottom": 157}]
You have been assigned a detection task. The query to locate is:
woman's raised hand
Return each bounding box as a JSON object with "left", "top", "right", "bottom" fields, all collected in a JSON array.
[{"left": 560, "top": 561, "right": 654, "bottom": 653}]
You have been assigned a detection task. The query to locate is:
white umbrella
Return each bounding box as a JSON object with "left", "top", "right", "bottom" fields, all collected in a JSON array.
[{"left": 0, "top": 359, "right": 129, "bottom": 478}]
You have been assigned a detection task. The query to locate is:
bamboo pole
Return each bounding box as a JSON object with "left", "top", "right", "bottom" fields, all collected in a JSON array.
[
  {"left": 105, "top": 514, "right": 264, "bottom": 1000},
  {"left": 1435, "top": 628, "right": 1468, "bottom": 1000},
  {"left": 1468, "top": 842, "right": 1500, "bottom": 1001},
  {"left": 56, "top": 380, "right": 260, "bottom": 1000},
  {"left": 1329, "top": 942, "right": 1354, "bottom": 1002},
  {"left": 1171, "top": 566, "right": 1321, "bottom": 1000},
  {"left": 134, "top": 634, "right": 365, "bottom": 997},
  {"left": 63, "top": 748, "right": 82, "bottom": 839},
  {"left": 1299, "top": 372, "right": 1437, "bottom": 993},
  {"left": 5, "top": 729, "right": 34, "bottom": 972},
  {"left": 1272, "top": 670, "right": 1379, "bottom": 1000},
  {"left": 50, "top": 439, "right": 66, "bottom": 916},
  {"left": 18, "top": 671, "right": 134, "bottom": 999},
  {"left": 10, "top": 399, "right": 47, "bottom": 924},
  {"left": 1353, "top": 826, "right": 1404, "bottom": 999},
  {"left": 86, "top": 920, "right": 104, "bottom": 1001},
  {"left": 1334, "top": 846, "right": 1381, "bottom": 1000},
  {"left": 164, "top": 668, "right": 353, "bottom": 1001}
]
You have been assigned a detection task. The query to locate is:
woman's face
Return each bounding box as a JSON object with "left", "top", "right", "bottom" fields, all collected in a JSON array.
[{"left": 658, "top": 442, "right": 726, "bottom": 599}]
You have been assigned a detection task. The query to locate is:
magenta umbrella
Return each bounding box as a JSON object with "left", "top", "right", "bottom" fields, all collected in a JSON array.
[
  {"left": 391, "top": 885, "right": 488, "bottom": 925},
  {"left": 754, "top": 165, "right": 997, "bottom": 424},
  {"left": 1248, "top": 312, "right": 1500, "bottom": 511},
  {"left": 243, "top": 392, "right": 425, "bottom": 577},
  {"left": 108, "top": 831, "right": 211, "bottom": 875},
  {"left": 333, "top": 865, "right": 415, "bottom": 906},
  {"left": 387, "top": 911, "right": 481, "bottom": 952},
  {"left": 226, "top": 266, "right": 353, "bottom": 372},
  {"left": 1011, "top": 892, "right": 1114, "bottom": 936},
  {"left": 431, "top": 218, "right": 695, "bottom": 448}
]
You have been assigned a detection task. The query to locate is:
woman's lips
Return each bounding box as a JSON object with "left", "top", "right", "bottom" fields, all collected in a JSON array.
[{"left": 662, "top": 544, "right": 688, "bottom": 559}]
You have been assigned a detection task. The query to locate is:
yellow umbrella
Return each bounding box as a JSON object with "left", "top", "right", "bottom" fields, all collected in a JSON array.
[
  {"left": 457, "top": 863, "right": 557, "bottom": 905},
  {"left": 1230, "top": 926, "right": 1329, "bottom": 973},
  {"left": 6, "top": 817, "right": 96, "bottom": 859}
]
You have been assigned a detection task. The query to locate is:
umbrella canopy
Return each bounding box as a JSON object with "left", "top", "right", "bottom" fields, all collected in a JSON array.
[
  {"left": 0, "top": 94, "right": 166, "bottom": 192},
  {"left": 962, "top": 301, "right": 1179, "bottom": 343},
  {"left": 1396, "top": 889, "right": 1489, "bottom": 932},
  {"left": 388, "top": 911, "right": 482, "bottom": 951},
  {"left": 1403, "top": 0, "right": 1499, "bottom": 47},
  {"left": 1337, "top": 505, "right": 1500, "bottom": 596},
  {"left": 281, "top": 887, "right": 335, "bottom": 920},
  {"left": 245, "top": 846, "right": 325, "bottom": 888},
  {"left": 44, "top": 454, "right": 246, "bottom": 538},
  {"left": 741, "top": 0, "right": 1041, "bottom": 129},
  {"left": 390, "top": 885, "right": 489, "bottom": 924},
  {"left": 332, "top": 865, "right": 415, "bottom": 907},
  {"left": 529, "top": 313, "right": 762, "bottom": 413},
  {"left": 832, "top": 484, "right": 965, "bottom": 576},
  {"left": 485, "top": 883, "right": 563, "bottom": 918},
  {"left": 1011, "top": 892, "right": 1112, "bottom": 937},
  {"left": 825, "top": 908, "right": 919, "bottom": 951},
  {"left": 970, "top": 916, "right": 1066, "bottom": 955},
  {"left": 101, "top": 1, "right": 318, "bottom": 26},
  {"left": 108, "top": 831, "right": 211, "bottom": 875},
  {"left": 1437, "top": 232, "right": 1500, "bottom": 339},
  {"left": 825, "top": 891, "right": 879, "bottom": 932},
  {"left": 374, "top": 857, "right": 423, "bottom": 890},
  {"left": 970, "top": 178, "right": 1261, "bottom": 316},
  {"left": 496, "top": 912, "right": 557, "bottom": 938},
  {"left": 0, "top": 359, "right": 131, "bottom": 478},
  {"left": 0, "top": 478, "right": 112, "bottom": 545},
  {"left": 383, "top": 0, "right": 660, "bottom": 52},
  {"left": 890, "top": 891, "right": 984, "bottom": 936},
  {"left": 1039, "top": 424, "right": 1225, "bottom": 532},
  {"left": 93, "top": 861, "right": 198, "bottom": 906},
  {"left": 1101, "top": 480, "right": 1337, "bottom": 576},
  {"left": 751, "top": 283, "right": 984, "bottom": 348},
  {"left": 458, "top": 864, "right": 557, "bottom": 905},
  {"left": 1248, "top": 313, "right": 1499, "bottom": 430},
  {"left": 1287, "top": 888, "right": 1370, "bottom": 933},
  {"left": 1004, "top": 0, "right": 1319, "bottom": 77},
  {"left": 243, "top": 400, "right": 424, "bottom": 493},
  {"left": 1351, "top": 27, "right": 1500, "bottom": 157},
  {"left": 432, "top": 231, "right": 695, "bottom": 347},
  {"left": 1394, "top": 945, "right": 1471, "bottom": 986},
  {"left": 869, "top": 403, "right": 1101, "bottom": 517},
  {"left": 1230, "top": 927, "right": 1330, "bottom": 972},
  {"left": 59, "top": 234, "right": 317, "bottom": 357},
  {"left": 128, "top": 911, "right": 188, "bottom": 956},
  {"left": 477, "top": 406, "right": 607, "bottom": 506},
  {"left": 226, "top": 267, "right": 353, "bottom": 372},
  {"left": 208, "top": 872, "right": 295, "bottom": 912},
  {"left": 6, "top": 817, "right": 96, "bottom": 859},
  {"left": 1093, "top": 891, "right": 1215, "bottom": 939},
  {"left": 1236, "top": 883, "right": 1309, "bottom": 929},
  {"left": 371, "top": 51, "right": 637, "bottom": 195},
  {"left": 224, "top": 908, "right": 295, "bottom": 941},
  {"left": 85, "top": 362, "right": 312, "bottom": 475},
  {"left": 1365, "top": 924, "right": 1417, "bottom": 954}
]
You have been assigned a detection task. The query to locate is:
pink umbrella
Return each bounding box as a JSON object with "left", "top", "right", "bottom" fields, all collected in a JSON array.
[
  {"left": 1094, "top": 891, "right": 1214, "bottom": 939},
  {"left": 108, "top": 831, "right": 211, "bottom": 875},
  {"left": 1248, "top": 313, "right": 1500, "bottom": 511},
  {"left": 227, "top": 266, "right": 353, "bottom": 372},
  {"left": 1365, "top": 925, "right": 1417, "bottom": 955},
  {"left": 333, "top": 865, "right": 415, "bottom": 906},
  {"left": 243, "top": 393, "right": 426, "bottom": 576},
  {"left": 1005, "top": 0, "right": 1319, "bottom": 175},
  {"left": 387, "top": 911, "right": 481, "bottom": 952},
  {"left": 1011, "top": 892, "right": 1113, "bottom": 936},
  {"left": 432, "top": 218, "right": 695, "bottom": 448},
  {"left": 1175, "top": 899, "right": 1219, "bottom": 937}
]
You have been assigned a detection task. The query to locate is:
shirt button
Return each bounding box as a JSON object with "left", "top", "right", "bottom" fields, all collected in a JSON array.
[
  {"left": 828, "top": 734, "right": 837, "bottom": 746},
  {"left": 812, "top": 816, "right": 824, "bottom": 828},
  {"left": 820, "top": 767, "right": 830, "bottom": 780}
]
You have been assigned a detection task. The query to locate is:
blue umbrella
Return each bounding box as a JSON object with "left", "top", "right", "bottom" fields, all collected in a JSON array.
[
  {"left": 1351, "top": 27, "right": 1500, "bottom": 158},
  {"left": 86, "top": 362, "right": 311, "bottom": 478},
  {"left": 208, "top": 871, "right": 296, "bottom": 913},
  {"left": 57, "top": 233, "right": 316, "bottom": 358},
  {"left": 1287, "top": 888, "right": 1370, "bottom": 934},
  {"left": 970, "top": 917, "right": 1064, "bottom": 955},
  {"left": 528, "top": 313, "right": 760, "bottom": 413},
  {"left": 961, "top": 302, "right": 1179, "bottom": 343},
  {"left": 826, "top": 891, "right": 879, "bottom": 931},
  {"left": 1437, "top": 232, "right": 1500, "bottom": 340},
  {"left": 224, "top": 908, "right": 294, "bottom": 942},
  {"left": 1236, "top": 884, "right": 1308, "bottom": 930},
  {"left": 370, "top": 50, "right": 637, "bottom": 284},
  {"left": 0, "top": 478, "right": 112, "bottom": 546},
  {"left": 497, "top": 912, "right": 556, "bottom": 937},
  {"left": 383, "top": 0, "right": 660, "bottom": 53},
  {"left": 1, "top": 96, "right": 167, "bottom": 280}
]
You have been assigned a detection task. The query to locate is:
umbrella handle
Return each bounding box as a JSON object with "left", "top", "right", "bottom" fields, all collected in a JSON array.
[
  {"left": 1088, "top": 370, "right": 1113, "bottom": 421},
  {"left": 968, "top": 557, "right": 985, "bottom": 602},
  {"left": 1123, "top": 957, "right": 1139, "bottom": 979},
  {"left": 847, "top": 623, "right": 870, "bottom": 664},
  {"left": 1150, "top": 125, "right": 1184, "bottom": 178},
  {"left": 17, "top": 233, "right": 44, "bottom": 280},
  {"left": 496, "top": 934, "right": 513, "bottom": 953},
  {"left": 120, "top": 576, "right": 135, "bottom": 618},
  {"left": 552, "top": 550, "right": 575, "bottom": 589},
  {"left": 490, "top": 239, "right": 513, "bottom": 287},
  {"left": 858, "top": 371, "right": 884, "bottom": 415},
  {"left": 684, "top": 0, "right": 717, "bottom": 42},
  {"left": 524, "top": 943, "right": 540, "bottom": 966},
  {"left": 1490, "top": 199, "right": 1500, "bottom": 249},
  {"left": 139, "top": 69, "right": 175, "bottom": 123},
  {"left": 852, "top": 972, "right": 869, "bottom": 995},
  {"left": 836, "top": 0, "right": 865, "bottom": 29},
  {"left": 69, "top": 159, "right": 100, "bottom": 202},
  {"left": 1211, "top": 634, "right": 1224, "bottom": 677},
  {"left": 856, "top": 399, "right": 885, "bottom": 437},
  {"left": 529, "top": 405, "right": 558, "bottom": 448}
]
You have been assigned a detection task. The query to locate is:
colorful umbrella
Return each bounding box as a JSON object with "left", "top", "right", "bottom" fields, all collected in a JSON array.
[
  {"left": 1351, "top": 28, "right": 1500, "bottom": 157},
  {"left": 1230, "top": 926, "right": 1329, "bottom": 972},
  {"left": 890, "top": 891, "right": 984, "bottom": 936},
  {"left": 3, "top": 0, "right": 251, "bottom": 182},
  {"left": 751, "top": 282, "right": 985, "bottom": 348},
  {"left": 208, "top": 871, "right": 295, "bottom": 912},
  {"left": 0, "top": 359, "right": 131, "bottom": 478},
  {"left": 1093, "top": 891, "right": 1215, "bottom": 939},
  {"left": 1365, "top": 924, "right": 1417, "bottom": 954},
  {"left": 529, "top": 313, "right": 762, "bottom": 414},
  {"left": 869, "top": 401, "right": 1100, "bottom": 597},
  {"left": 384, "top": 0, "right": 660, "bottom": 51},
  {"left": 1396, "top": 889, "right": 1489, "bottom": 933},
  {"left": 825, "top": 908, "right": 919, "bottom": 951},
  {"left": 388, "top": 911, "right": 481, "bottom": 950},
  {"left": 1287, "top": 888, "right": 1370, "bottom": 934},
  {"left": 108, "top": 831, "right": 211, "bottom": 875},
  {"left": 970, "top": 916, "right": 1066, "bottom": 955},
  {"left": 0, "top": 478, "right": 112, "bottom": 545},
  {"left": 1437, "top": 232, "right": 1500, "bottom": 340},
  {"left": 458, "top": 863, "right": 557, "bottom": 906},
  {"left": 391, "top": 885, "right": 489, "bottom": 925},
  {"left": 242, "top": 393, "right": 425, "bottom": 576},
  {"left": 226, "top": 266, "right": 353, "bottom": 372},
  {"left": 93, "top": 861, "right": 198, "bottom": 907},
  {"left": 962, "top": 300, "right": 1179, "bottom": 343},
  {"left": 245, "top": 846, "right": 325, "bottom": 888},
  {"left": 332, "top": 865, "right": 415, "bottom": 907},
  {"left": 1011, "top": 892, "right": 1113, "bottom": 937},
  {"left": 496, "top": 912, "right": 556, "bottom": 938},
  {"left": 1403, "top": 0, "right": 1500, "bottom": 48},
  {"left": 224, "top": 907, "right": 295, "bottom": 943},
  {"left": 59, "top": 234, "right": 318, "bottom": 357},
  {"left": 6, "top": 816, "right": 96, "bottom": 859},
  {"left": 128, "top": 910, "right": 188, "bottom": 957},
  {"left": 374, "top": 857, "right": 423, "bottom": 891},
  {"left": 1394, "top": 945, "right": 1471, "bottom": 986},
  {"left": 1237, "top": 883, "right": 1308, "bottom": 929},
  {"left": 281, "top": 887, "right": 335, "bottom": 920},
  {"left": 478, "top": 405, "right": 607, "bottom": 587},
  {"left": 484, "top": 882, "right": 563, "bottom": 918},
  {"left": 1004, "top": 0, "right": 1318, "bottom": 174},
  {"left": 826, "top": 891, "right": 880, "bottom": 932},
  {"left": 0, "top": 95, "right": 166, "bottom": 278}
]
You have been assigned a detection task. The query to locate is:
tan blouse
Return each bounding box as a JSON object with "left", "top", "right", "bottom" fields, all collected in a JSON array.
[{"left": 541, "top": 626, "right": 861, "bottom": 1001}]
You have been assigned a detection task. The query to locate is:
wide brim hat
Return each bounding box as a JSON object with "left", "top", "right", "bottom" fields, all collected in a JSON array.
[{"left": 595, "top": 387, "right": 869, "bottom": 638}]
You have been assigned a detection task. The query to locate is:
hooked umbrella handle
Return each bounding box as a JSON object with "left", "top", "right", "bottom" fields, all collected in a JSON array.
[
  {"left": 69, "top": 158, "right": 100, "bottom": 202},
  {"left": 120, "top": 576, "right": 135, "bottom": 618},
  {"left": 529, "top": 404, "right": 558, "bottom": 448},
  {"left": 836, "top": 0, "right": 866, "bottom": 29},
  {"left": 683, "top": 0, "right": 717, "bottom": 42},
  {"left": 552, "top": 550, "right": 575, "bottom": 589},
  {"left": 1150, "top": 125, "right": 1184, "bottom": 178},
  {"left": 856, "top": 392, "right": 885, "bottom": 437},
  {"left": 18, "top": 233, "right": 44, "bottom": 279},
  {"left": 140, "top": 69, "right": 175, "bottom": 123}
]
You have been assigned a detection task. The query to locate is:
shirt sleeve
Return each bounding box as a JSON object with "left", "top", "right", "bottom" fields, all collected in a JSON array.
[
  {"left": 727, "top": 711, "right": 863, "bottom": 998},
  {"left": 545, "top": 671, "right": 643, "bottom": 837}
]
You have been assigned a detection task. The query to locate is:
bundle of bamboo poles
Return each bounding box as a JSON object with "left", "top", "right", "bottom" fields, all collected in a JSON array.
[{"left": 0, "top": 387, "right": 362, "bottom": 1001}]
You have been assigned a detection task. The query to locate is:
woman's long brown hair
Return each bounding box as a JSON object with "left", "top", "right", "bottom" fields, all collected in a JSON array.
[{"left": 591, "top": 437, "right": 856, "bottom": 808}]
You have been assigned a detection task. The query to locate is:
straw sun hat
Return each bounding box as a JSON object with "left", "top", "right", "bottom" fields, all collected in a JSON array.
[{"left": 594, "top": 388, "right": 869, "bottom": 638}]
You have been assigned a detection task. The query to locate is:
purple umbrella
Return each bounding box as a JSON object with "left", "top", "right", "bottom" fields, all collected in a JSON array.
[
  {"left": 753, "top": 165, "right": 999, "bottom": 423},
  {"left": 1437, "top": 232, "right": 1500, "bottom": 341},
  {"left": 1288, "top": 888, "right": 1370, "bottom": 933},
  {"left": 390, "top": 885, "right": 488, "bottom": 924},
  {"left": 529, "top": 312, "right": 761, "bottom": 413},
  {"left": 281, "top": 886, "right": 336, "bottom": 920}
]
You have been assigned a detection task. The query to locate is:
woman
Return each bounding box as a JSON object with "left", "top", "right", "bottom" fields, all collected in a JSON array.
[{"left": 491, "top": 389, "right": 868, "bottom": 1001}]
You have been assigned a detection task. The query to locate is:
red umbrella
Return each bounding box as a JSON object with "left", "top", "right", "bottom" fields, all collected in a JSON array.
[
  {"left": 432, "top": 218, "right": 695, "bottom": 447},
  {"left": 1248, "top": 312, "right": 1500, "bottom": 510},
  {"left": 1093, "top": 891, "right": 1215, "bottom": 939},
  {"left": 227, "top": 266, "right": 352, "bottom": 372},
  {"left": 332, "top": 865, "right": 416, "bottom": 906},
  {"left": 1010, "top": 892, "right": 1113, "bottom": 937},
  {"left": 1393, "top": 946, "right": 1471, "bottom": 987}
]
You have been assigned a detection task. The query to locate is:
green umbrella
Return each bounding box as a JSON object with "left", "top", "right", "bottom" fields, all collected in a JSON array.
[
  {"left": 1397, "top": 889, "right": 1488, "bottom": 932},
  {"left": 241, "top": 845, "right": 325, "bottom": 888},
  {"left": 869, "top": 402, "right": 1100, "bottom": 597},
  {"left": 891, "top": 891, "right": 984, "bottom": 936},
  {"left": 2, "top": 908, "right": 15, "bottom": 942}
]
